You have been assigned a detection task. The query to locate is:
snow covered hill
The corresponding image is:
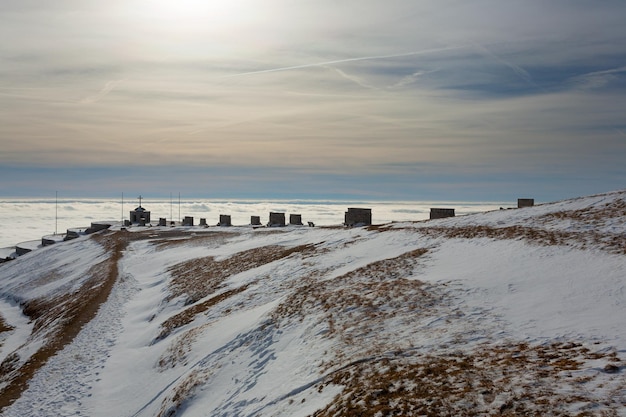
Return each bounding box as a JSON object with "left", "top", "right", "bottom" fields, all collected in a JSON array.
[{"left": 0, "top": 191, "right": 624, "bottom": 416}]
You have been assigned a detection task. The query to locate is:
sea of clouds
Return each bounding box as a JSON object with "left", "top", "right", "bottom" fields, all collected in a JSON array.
[{"left": 0, "top": 198, "right": 510, "bottom": 249}]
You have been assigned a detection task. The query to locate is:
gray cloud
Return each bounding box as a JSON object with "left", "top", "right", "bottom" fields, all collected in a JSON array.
[{"left": 0, "top": 0, "right": 625, "bottom": 199}]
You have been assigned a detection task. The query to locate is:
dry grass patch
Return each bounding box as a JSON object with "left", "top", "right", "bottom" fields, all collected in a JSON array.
[
  {"left": 167, "top": 244, "right": 319, "bottom": 304},
  {"left": 273, "top": 248, "right": 434, "bottom": 367},
  {"left": 150, "top": 231, "right": 236, "bottom": 251},
  {"left": 157, "top": 369, "right": 212, "bottom": 417},
  {"left": 422, "top": 225, "right": 625, "bottom": 254},
  {"left": 0, "top": 315, "right": 13, "bottom": 333},
  {"left": 273, "top": 248, "right": 429, "bottom": 320},
  {"left": 311, "top": 342, "right": 624, "bottom": 417},
  {"left": 157, "top": 284, "right": 250, "bottom": 341},
  {"left": 541, "top": 198, "right": 626, "bottom": 225},
  {"left": 0, "top": 232, "right": 129, "bottom": 412}
]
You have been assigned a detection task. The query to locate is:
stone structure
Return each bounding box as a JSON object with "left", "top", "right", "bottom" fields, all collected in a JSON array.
[
  {"left": 430, "top": 208, "right": 455, "bottom": 219},
  {"left": 85, "top": 222, "right": 111, "bottom": 234},
  {"left": 129, "top": 196, "right": 150, "bottom": 225},
  {"left": 268, "top": 212, "right": 286, "bottom": 227},
  {"left": 518, "top": 198, "right": 535, "bottom": 208},
  {"left": 289, "top": 214, "right": 303, "bottom": 226},
  {"left": 218, "top": 215, "right": 231, "bottom": 227},
  {"left": 344, "top": 208, "right": 372, "bottom": 227},
  {"left": 158, "top": 218, "right": 167, "bottom": 226},
  {"left": 182, "top": 216, "right": 194, "bottom": 226},
  {"left": 64, "top": 227, "right": 87, "bottom": 241},
  {"left": 250, "top": 216, "right": 261, "bottom": 226},
  {"left": 130, "top": 207, "right": 150, "bottom": 225},
  {"left": 199, "top": 218, "right": 207, "bottom": 226}
]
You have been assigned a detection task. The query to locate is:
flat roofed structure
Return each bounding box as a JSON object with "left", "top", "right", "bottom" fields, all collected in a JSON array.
[
  {"left": 430, "top": 208, "right": 455, "bottom": 219},
  {"left": 289, "top": 214, "right": 303, "bottom": 226},
  {"left": 518, "top": 198, "right": 535, "bottom": 208},
  {"left": 268, "top": 212, "right": 286, "bottom": 227},
  {"left": 344, "top": 208, "right": 372, "bottom": 227}
]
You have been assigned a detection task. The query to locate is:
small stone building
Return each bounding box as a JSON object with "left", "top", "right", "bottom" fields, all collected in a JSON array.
[
  {"left": 158, "top": 218, "right": 167, "bottom": 226},
  {"left": 344, "top": 208, "right": 372, "bottom": 227},
  {"left": 130, "top": 206, "right": 151, "bottom": 225},
  {"left": 289, "top": 214, "right": 303, "bottom": 226},
  {"left": 518, "top": 198, "right": 535, "bottom": 208},
  {"left": 199, "top": 218, "right": 207, "bottom": 226},
  {"left": 250, "top": 216, "right": 261, "bottom": 226},
  {"left": 268, "top": 212, "right": 286, "bottom": 227},
  {"left": 430, "top": 208, "right": 455, "bottom": 219},
  {"left": 218, "top": 215, "right": 231, "bottom": 226},
  {"left": 182, "top": 216, "right": 194, "bottom": 226}
]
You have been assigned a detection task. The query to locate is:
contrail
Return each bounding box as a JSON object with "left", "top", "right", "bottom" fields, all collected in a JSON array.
[
  {"left": 471, "top": 42, "right": 534, "bottom": 86},
  {"left": 222, "top": 46, "right": 465, "bottom": 78}
]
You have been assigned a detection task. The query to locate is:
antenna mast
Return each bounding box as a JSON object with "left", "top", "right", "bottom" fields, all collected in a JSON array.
[{"left": 55, "top": 191, "right": 58, "bottom": 235}]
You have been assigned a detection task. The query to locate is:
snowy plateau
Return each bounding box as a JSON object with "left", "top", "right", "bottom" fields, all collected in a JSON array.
[{"left": 0, "top": 191, "right": 624, "bottom": 417}]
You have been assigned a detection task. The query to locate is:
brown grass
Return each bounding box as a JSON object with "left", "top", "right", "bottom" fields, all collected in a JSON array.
[
  {"left": 0, "top": 315, "right": 13, "bottom": 333},
  {"left": 421, "top": 225, "right": 625, "bottom": 254},
  {"left": 150, "top": 231, "right": 236, "bottom": 251},
  {"left": 157, "top": 284, "right": 250, "bottom": 341},
  {"left": 0, "top": 231, "right": 129, "bottom": 412},
  {"left": 157, "top": 369, "right": 212, "bottom": 417},
  {"left": 311, "top": 342, "right": 624, "bottom": 417},
  {"left": 167, "top": 243, "right": 319, "bottom": 304}
]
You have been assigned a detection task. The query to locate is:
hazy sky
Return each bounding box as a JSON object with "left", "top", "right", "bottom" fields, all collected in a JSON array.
[{"left": 1, "top": 0, "right": 625, "bottom": 201}]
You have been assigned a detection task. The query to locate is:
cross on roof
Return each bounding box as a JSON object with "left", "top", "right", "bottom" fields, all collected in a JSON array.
[{"left": 138, "top": 195, "right": 143, "bottom": 208}]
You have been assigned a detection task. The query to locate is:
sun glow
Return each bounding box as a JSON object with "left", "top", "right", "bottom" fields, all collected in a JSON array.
[{"left": 136, "top": 0, "right": 255, "bottom": 34}]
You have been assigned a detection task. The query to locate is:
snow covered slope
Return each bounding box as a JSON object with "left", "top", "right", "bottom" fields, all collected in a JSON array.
[{"left": 0, "top": 191, "right": 624, "bottom": 416}]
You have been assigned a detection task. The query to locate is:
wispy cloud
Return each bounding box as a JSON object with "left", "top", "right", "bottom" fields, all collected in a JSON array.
[
  {"left": 568, "top": 66, "right": 626, "bottom": 90},
  {"left": 79, "top": 79, "right": 125, "bottom": 104}
]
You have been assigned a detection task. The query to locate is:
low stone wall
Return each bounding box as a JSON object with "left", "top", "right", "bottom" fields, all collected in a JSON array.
[{"left": 85, "top": 222, "right": 112, "bottom": 234}]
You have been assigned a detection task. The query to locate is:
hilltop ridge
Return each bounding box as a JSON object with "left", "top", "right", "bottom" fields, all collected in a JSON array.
[{"left": 0, "top": 190, "right": 624, "bottom": 416}]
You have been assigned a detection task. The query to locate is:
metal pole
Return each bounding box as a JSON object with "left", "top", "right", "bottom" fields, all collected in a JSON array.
[{"left": 55, "top": 191, "right": 58, "bottom": 235}]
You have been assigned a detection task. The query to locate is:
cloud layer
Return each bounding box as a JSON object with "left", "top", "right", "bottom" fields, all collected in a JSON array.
[{"left": 1, "top": 0, "right": 625, "bottom": 199}]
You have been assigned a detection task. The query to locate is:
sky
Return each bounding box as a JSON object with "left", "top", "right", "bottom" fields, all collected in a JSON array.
[{"left": 1, "top": 0, "right": 625, "bottom": 201}]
